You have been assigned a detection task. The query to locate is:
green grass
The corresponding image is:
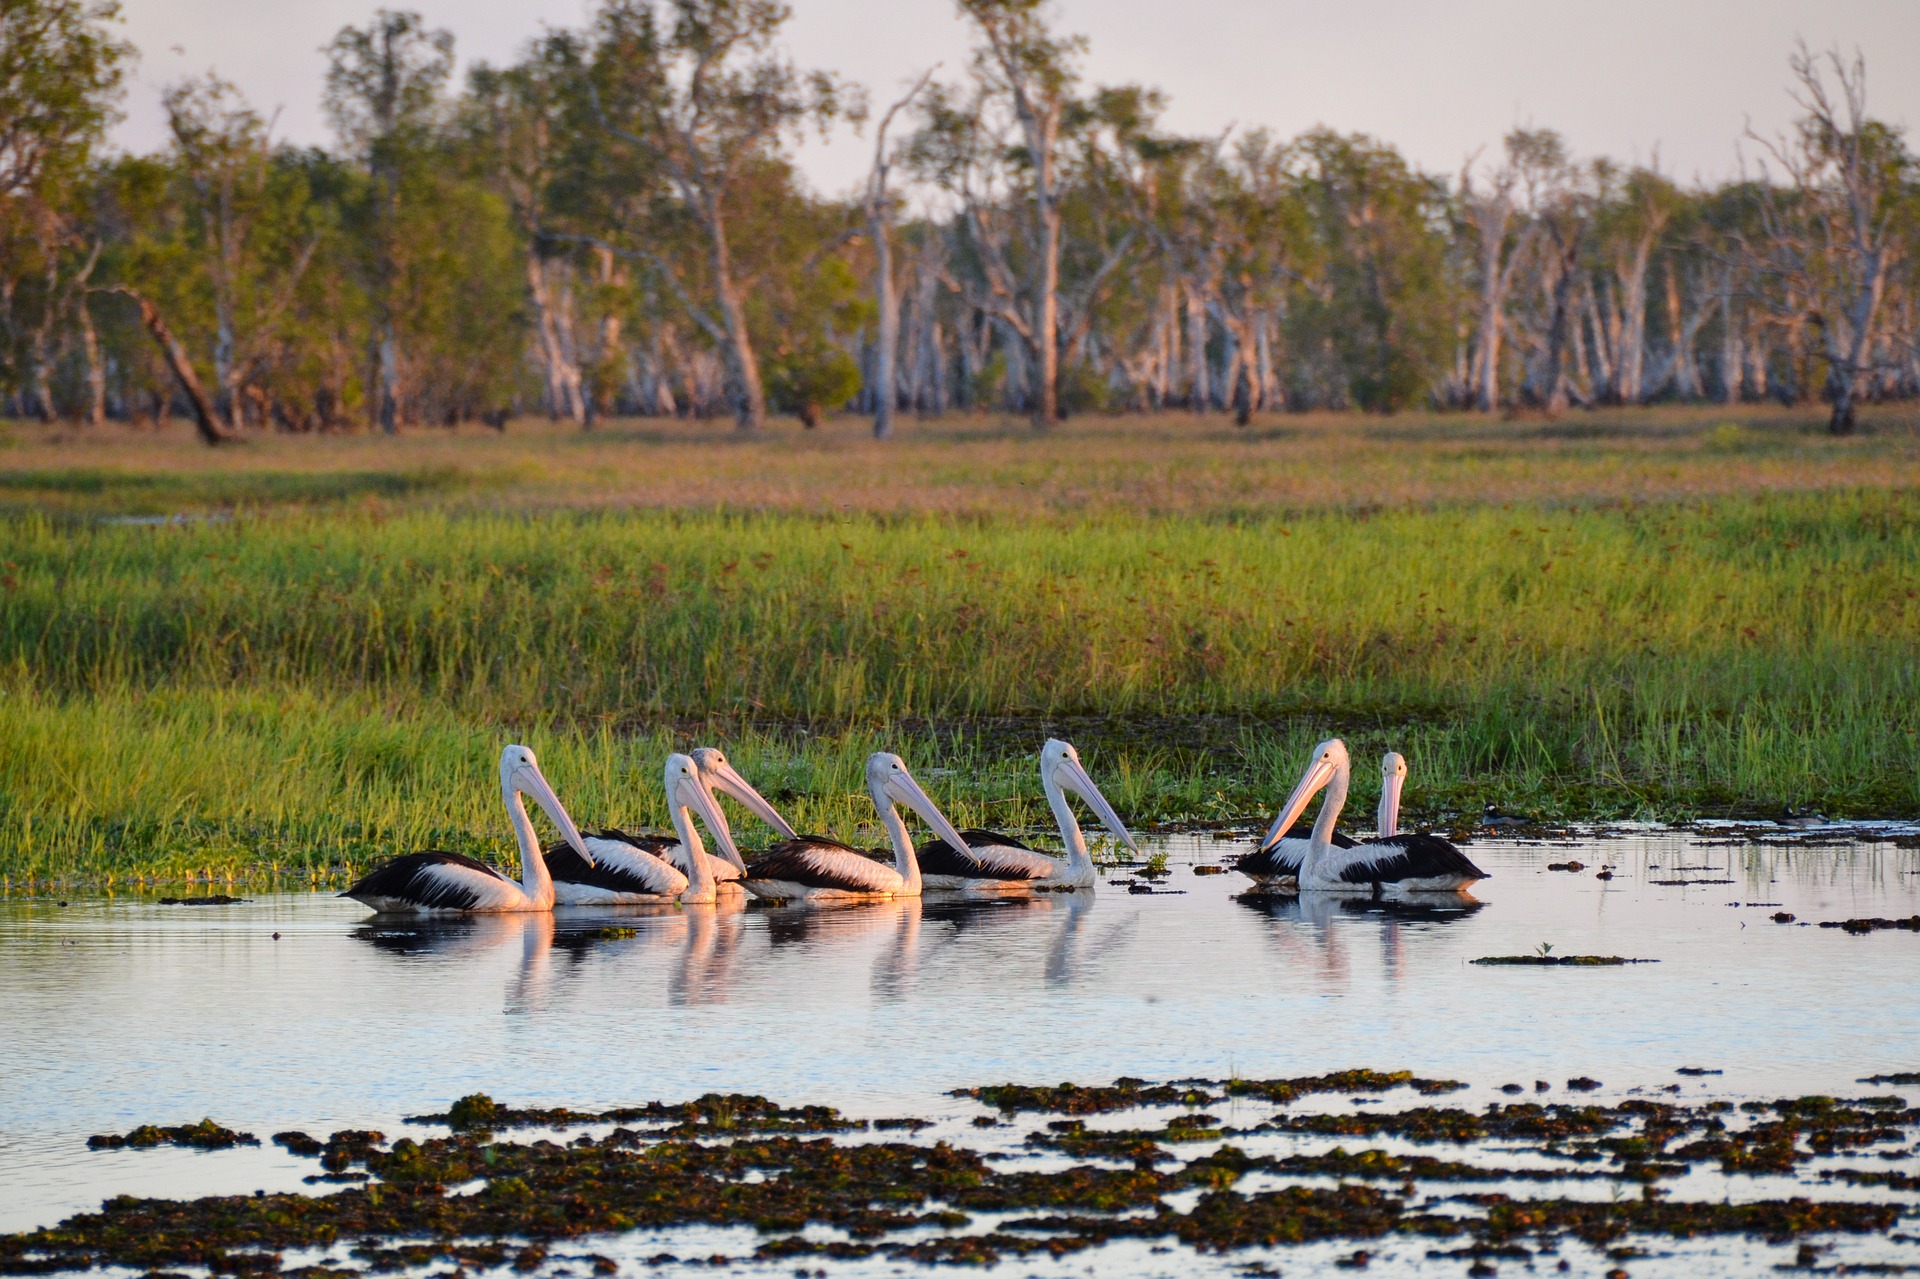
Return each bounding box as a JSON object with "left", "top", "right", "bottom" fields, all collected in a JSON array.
[{"left": 2, "top": 485, "right": 1916, "bottom": 882}]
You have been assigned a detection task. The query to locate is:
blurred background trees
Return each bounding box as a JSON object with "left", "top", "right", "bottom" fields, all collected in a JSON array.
[{"left": 1, "top": 0, "right": 1915, "bottom": 436}]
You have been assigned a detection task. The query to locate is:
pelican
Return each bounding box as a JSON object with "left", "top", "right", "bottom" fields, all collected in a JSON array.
[
  {"left": 742, "top": 753, "right": 970, "bottom": 901},
  {"left": 1234, "top": 752, "right": 1411, "bottom": 890},
  {"left": 657, "top": 753, "right": 733, "bottom": 904},
  {"left": 343, "top": 745, "right": 594, "bottom": 914},
  {"left": 1261, "top": 738, "right": 1487, "bottom": 895},
  {"left": 544, "top": 747, "right": 793, "bottom": 904},
  {"left": 915, "top": 739, "right": 1139, "bottom": 891}
]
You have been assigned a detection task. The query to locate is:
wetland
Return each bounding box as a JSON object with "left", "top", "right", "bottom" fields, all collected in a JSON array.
[{"left": 3, "top": 828, "right": 1918, "bottom": 1276}]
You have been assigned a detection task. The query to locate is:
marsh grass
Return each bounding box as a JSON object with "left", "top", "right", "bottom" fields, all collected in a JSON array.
[{"left": 1, "top": 405, "right": 1916, "bottom": 881}]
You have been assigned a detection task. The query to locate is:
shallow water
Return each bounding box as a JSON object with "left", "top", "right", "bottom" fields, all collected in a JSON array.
[{"left": 2, "top": 824, "right": 1918, "bottom": 1273}]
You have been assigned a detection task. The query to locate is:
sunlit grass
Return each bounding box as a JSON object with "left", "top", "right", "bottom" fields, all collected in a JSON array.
[{"left": 1, "top": 476, "right": 1916, "bottom": 881}]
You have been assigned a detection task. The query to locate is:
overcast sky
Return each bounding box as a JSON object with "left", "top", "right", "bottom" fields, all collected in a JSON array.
[{"left": 113, "top": 0, "right": 1920, "bottom": 196}]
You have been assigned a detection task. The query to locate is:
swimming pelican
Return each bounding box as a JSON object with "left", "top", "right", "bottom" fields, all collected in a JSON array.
[
  {"left": 342, "top": 745, "right": 594, "bottom": 914},
  {"left": 915, "top": 739, "right": 1139, "bottom": 891},
  {"left": 658, "top": 753, "right": 734, "bottom": 904},
  {"left": 544, "top": 748, "right": 793, "bottom": 904},
  {"left": 742, "top": 753, "right": 971, "bottom": 902},
  {"left": 1261, "top": 738, "right": 1487, "bottom": 895},
  {"left": 1235, "top": 752, "right": 1413, "bottom": 890}
]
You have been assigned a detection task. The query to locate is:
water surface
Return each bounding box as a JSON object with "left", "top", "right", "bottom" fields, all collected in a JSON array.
[{"left": 3, "top": 825, "right": 1917, "bottom": 1272}]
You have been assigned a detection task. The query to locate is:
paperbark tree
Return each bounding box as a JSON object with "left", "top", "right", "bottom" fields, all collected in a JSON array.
[
  {"left": 323, "top": 9, "right": 455, "bottom": 432},
  {"left": 955, "top": 0, "right": 1080, "bottom": 426},
  {"left": 467, "top": 36, "right": 587, "bottom": 423},
  {"left": 1743, "top": 44, "right": 1910, "bottom": 434},
  {"left": 863, "top": 68, "right": 934, "bottom": 439},
  {"left": 585, "top": 0, "right": 851, "bottom": 431}
]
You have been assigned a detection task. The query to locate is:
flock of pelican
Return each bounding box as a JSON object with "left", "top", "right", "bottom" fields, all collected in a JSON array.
[{"left": 343, "top": 737, "right": 1486, "bottom": 916}]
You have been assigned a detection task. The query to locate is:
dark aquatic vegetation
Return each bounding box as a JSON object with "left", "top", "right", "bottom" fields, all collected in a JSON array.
[
  {"left": 1819, "top": 914, "right": 1920, "bottom": 934},
  {"left": 11, "top": 1076, "right": 1920, "bottom": 1275},
  {"left": 155, "top": 895, "right": 249, "bottom": 906},
  {"left": 1471, "top": 955, "right": 1656, "bottom": 966},
  {"left": 1859, "top": 1072, "right": 1920, "bottom": 1085},
  {"left": 86, "top": 1120, "right": 258, "bottom": 1151}
]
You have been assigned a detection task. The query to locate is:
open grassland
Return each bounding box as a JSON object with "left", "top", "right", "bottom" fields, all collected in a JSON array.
[
  {"left": 2, "top": 402, "right": 1918, "bottom": 517},
  {"left": 1, "top": 405, "right": 1917, "bottom": 882}
]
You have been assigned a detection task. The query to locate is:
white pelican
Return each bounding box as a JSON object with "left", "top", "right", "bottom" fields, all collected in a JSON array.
[
  {"left": 1260, "top": 738, "right": 1487, "bottom": 895},
  {"left": 658, "top": 753, "right": 733, "bottom": 904},
  {"left": 1234, "top": 750, "right": 1406, "bottom": 890},
  {"left": 544, "top": 748, "right": 793, "bottom": 904},
  {"left": 343, "top": 745, "right": 594, "bottom": 914},
  {"left": 915, "top": 739, "right": 1139, "bottom": 891},
  {"left": 742, "top": 753, "right": 971, "bottom": 901}
]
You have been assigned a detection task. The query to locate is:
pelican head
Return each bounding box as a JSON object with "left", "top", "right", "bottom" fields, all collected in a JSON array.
[
  {"left": 1259, "top": 737, "right": 1350, "bottom": 853},
  {"left": 1378, "top": 751, "right": 1407, "bottom": 838},
  {"left": 499, "top": 744, "right": 593, "bottom": 867},
  {"left": 663, "top": 752, "right": 731, "bottom": 848},
  {"left": 692, "top": 746, "right": 800, "bottom": 847},
  {"left": 1041, "top": 738, "right": 1139, "bottom": 854},
  {"left": 865, "top": 752, "right": 972, "bottom": 855}
]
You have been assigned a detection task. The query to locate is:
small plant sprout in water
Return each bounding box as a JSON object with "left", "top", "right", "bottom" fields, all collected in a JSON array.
[
  {"left": 1146, "top": 851, "right": 1170, "bottom": 876},
  {"left": 1536, "top": 942, "right": 1555, "bottom": 958}
]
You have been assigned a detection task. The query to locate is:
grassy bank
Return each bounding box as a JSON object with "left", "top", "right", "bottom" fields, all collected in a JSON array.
[{"left": 1, "top": 463, "right": 1916, "bottom": 880}]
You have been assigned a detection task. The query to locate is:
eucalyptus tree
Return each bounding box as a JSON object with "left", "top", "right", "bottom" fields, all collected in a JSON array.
[
  {"left": 1587, "top": 163, "right": 1677, "bottom": 403},
  {"left": 466, "top": 34, "right": 589, "bottom": 422},
  {"left": 1742, "top": 44, "right": 1913, "bottom": 434},
  {"left": 0, "top": 0, "right": 128, "bottom": 419},
  {"left": 322, "top": 8, "right": 454, "bottom": 431},
  {"left": 160, "top": 75, "right": 334, "bottom": 428},
  {"left": 950, "top": 0, "right": 1081, "bottom": 424},
  {"left": 1290, "top": 128, "right": 1454, "bottom": 412},
  {"left": 1455, "top": 135, "right": 1540, "bottom": 411},
  {"left": 581, "top": 0, "right": 853, "bottom": 431},
  {"left": 861, "top": 68, "right": 933, "bottom": 438}
]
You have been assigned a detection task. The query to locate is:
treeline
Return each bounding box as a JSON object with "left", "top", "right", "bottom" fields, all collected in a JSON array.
[{"left": 3, "top": 0, "right": 1917, "bottom": 439}]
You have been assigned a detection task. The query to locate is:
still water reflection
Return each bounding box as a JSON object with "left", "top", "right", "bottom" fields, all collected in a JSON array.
[{"left": 1, "top": 826, "right": 1916, "bottom": 1246}]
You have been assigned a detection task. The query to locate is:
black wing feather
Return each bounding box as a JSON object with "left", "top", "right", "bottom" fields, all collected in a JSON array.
[
  {"left": 1339, "top": 833, "right": 1487, "bottom": 885},
  {"left": 747, "top": 836, "right": 861, "bottom": 880},
  {"left": 914, "top": 832, "right": 1047, "bottom": 881},
  {"left": 545, "top": 829, "right": 679, "bottom": 895},
  {"left": 343, "top": 852, "right": 505, "bottom": 911}
]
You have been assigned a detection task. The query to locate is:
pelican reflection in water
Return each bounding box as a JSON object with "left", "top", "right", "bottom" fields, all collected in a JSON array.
[{"left": 1236, "top": 890, "right": 1484, "bottom": 983}]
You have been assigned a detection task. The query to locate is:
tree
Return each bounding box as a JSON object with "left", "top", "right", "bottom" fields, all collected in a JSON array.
[
  {"left": 584, "top": 0, "right": 851, "bottom": 431},
  {"left": 466, "top": 32, "right": 590, "bottom": 424},
  {"left": 862, "top": 68, "right": 933, "bottom": 439},
  {"left": 323, "top": 9, "right": 455, "bottom": 431},
  {"left": 953, "top": 0, "right": 1079, "bottom": 426},
  {"left": 0, "top": 0, "right": 128, "bottom": 199},
  {"left": 0, "top": 0, "right": 128, "bottom": 419},
  {"left": 1743, "top": 44, "right": 1912, "bottom": 434},
  {"left": 160, "top": 76, "right": 332, "bottom": 429}
]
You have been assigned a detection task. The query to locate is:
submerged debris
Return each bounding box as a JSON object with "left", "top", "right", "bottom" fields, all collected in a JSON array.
[{"left": 155, "top": 895, "right": 249, "bottom": 906}]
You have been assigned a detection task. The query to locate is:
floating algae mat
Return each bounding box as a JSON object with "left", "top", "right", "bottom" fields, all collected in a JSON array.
[{"left": 2, "top": 828, "right": 1919, "bottom": 1274}]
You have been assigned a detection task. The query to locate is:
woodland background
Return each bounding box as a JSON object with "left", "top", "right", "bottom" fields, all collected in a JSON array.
[{"left": 2, "top": 0, "right": 1917, "bottom": 441}]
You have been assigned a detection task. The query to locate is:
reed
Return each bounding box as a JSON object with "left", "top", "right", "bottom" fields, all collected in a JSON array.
[{"left": 0, "top": 478, "right": 1914, "bottom": 880}]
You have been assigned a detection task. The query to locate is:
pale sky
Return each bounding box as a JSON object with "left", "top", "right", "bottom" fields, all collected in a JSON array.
[{"left": 112, "top": 0, "right": 1920, "bottom": 196}]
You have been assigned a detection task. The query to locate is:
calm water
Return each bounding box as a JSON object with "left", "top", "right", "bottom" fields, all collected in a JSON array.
[{"left": 2, "top": 824, "right": 1918, "bottom": 1274}]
